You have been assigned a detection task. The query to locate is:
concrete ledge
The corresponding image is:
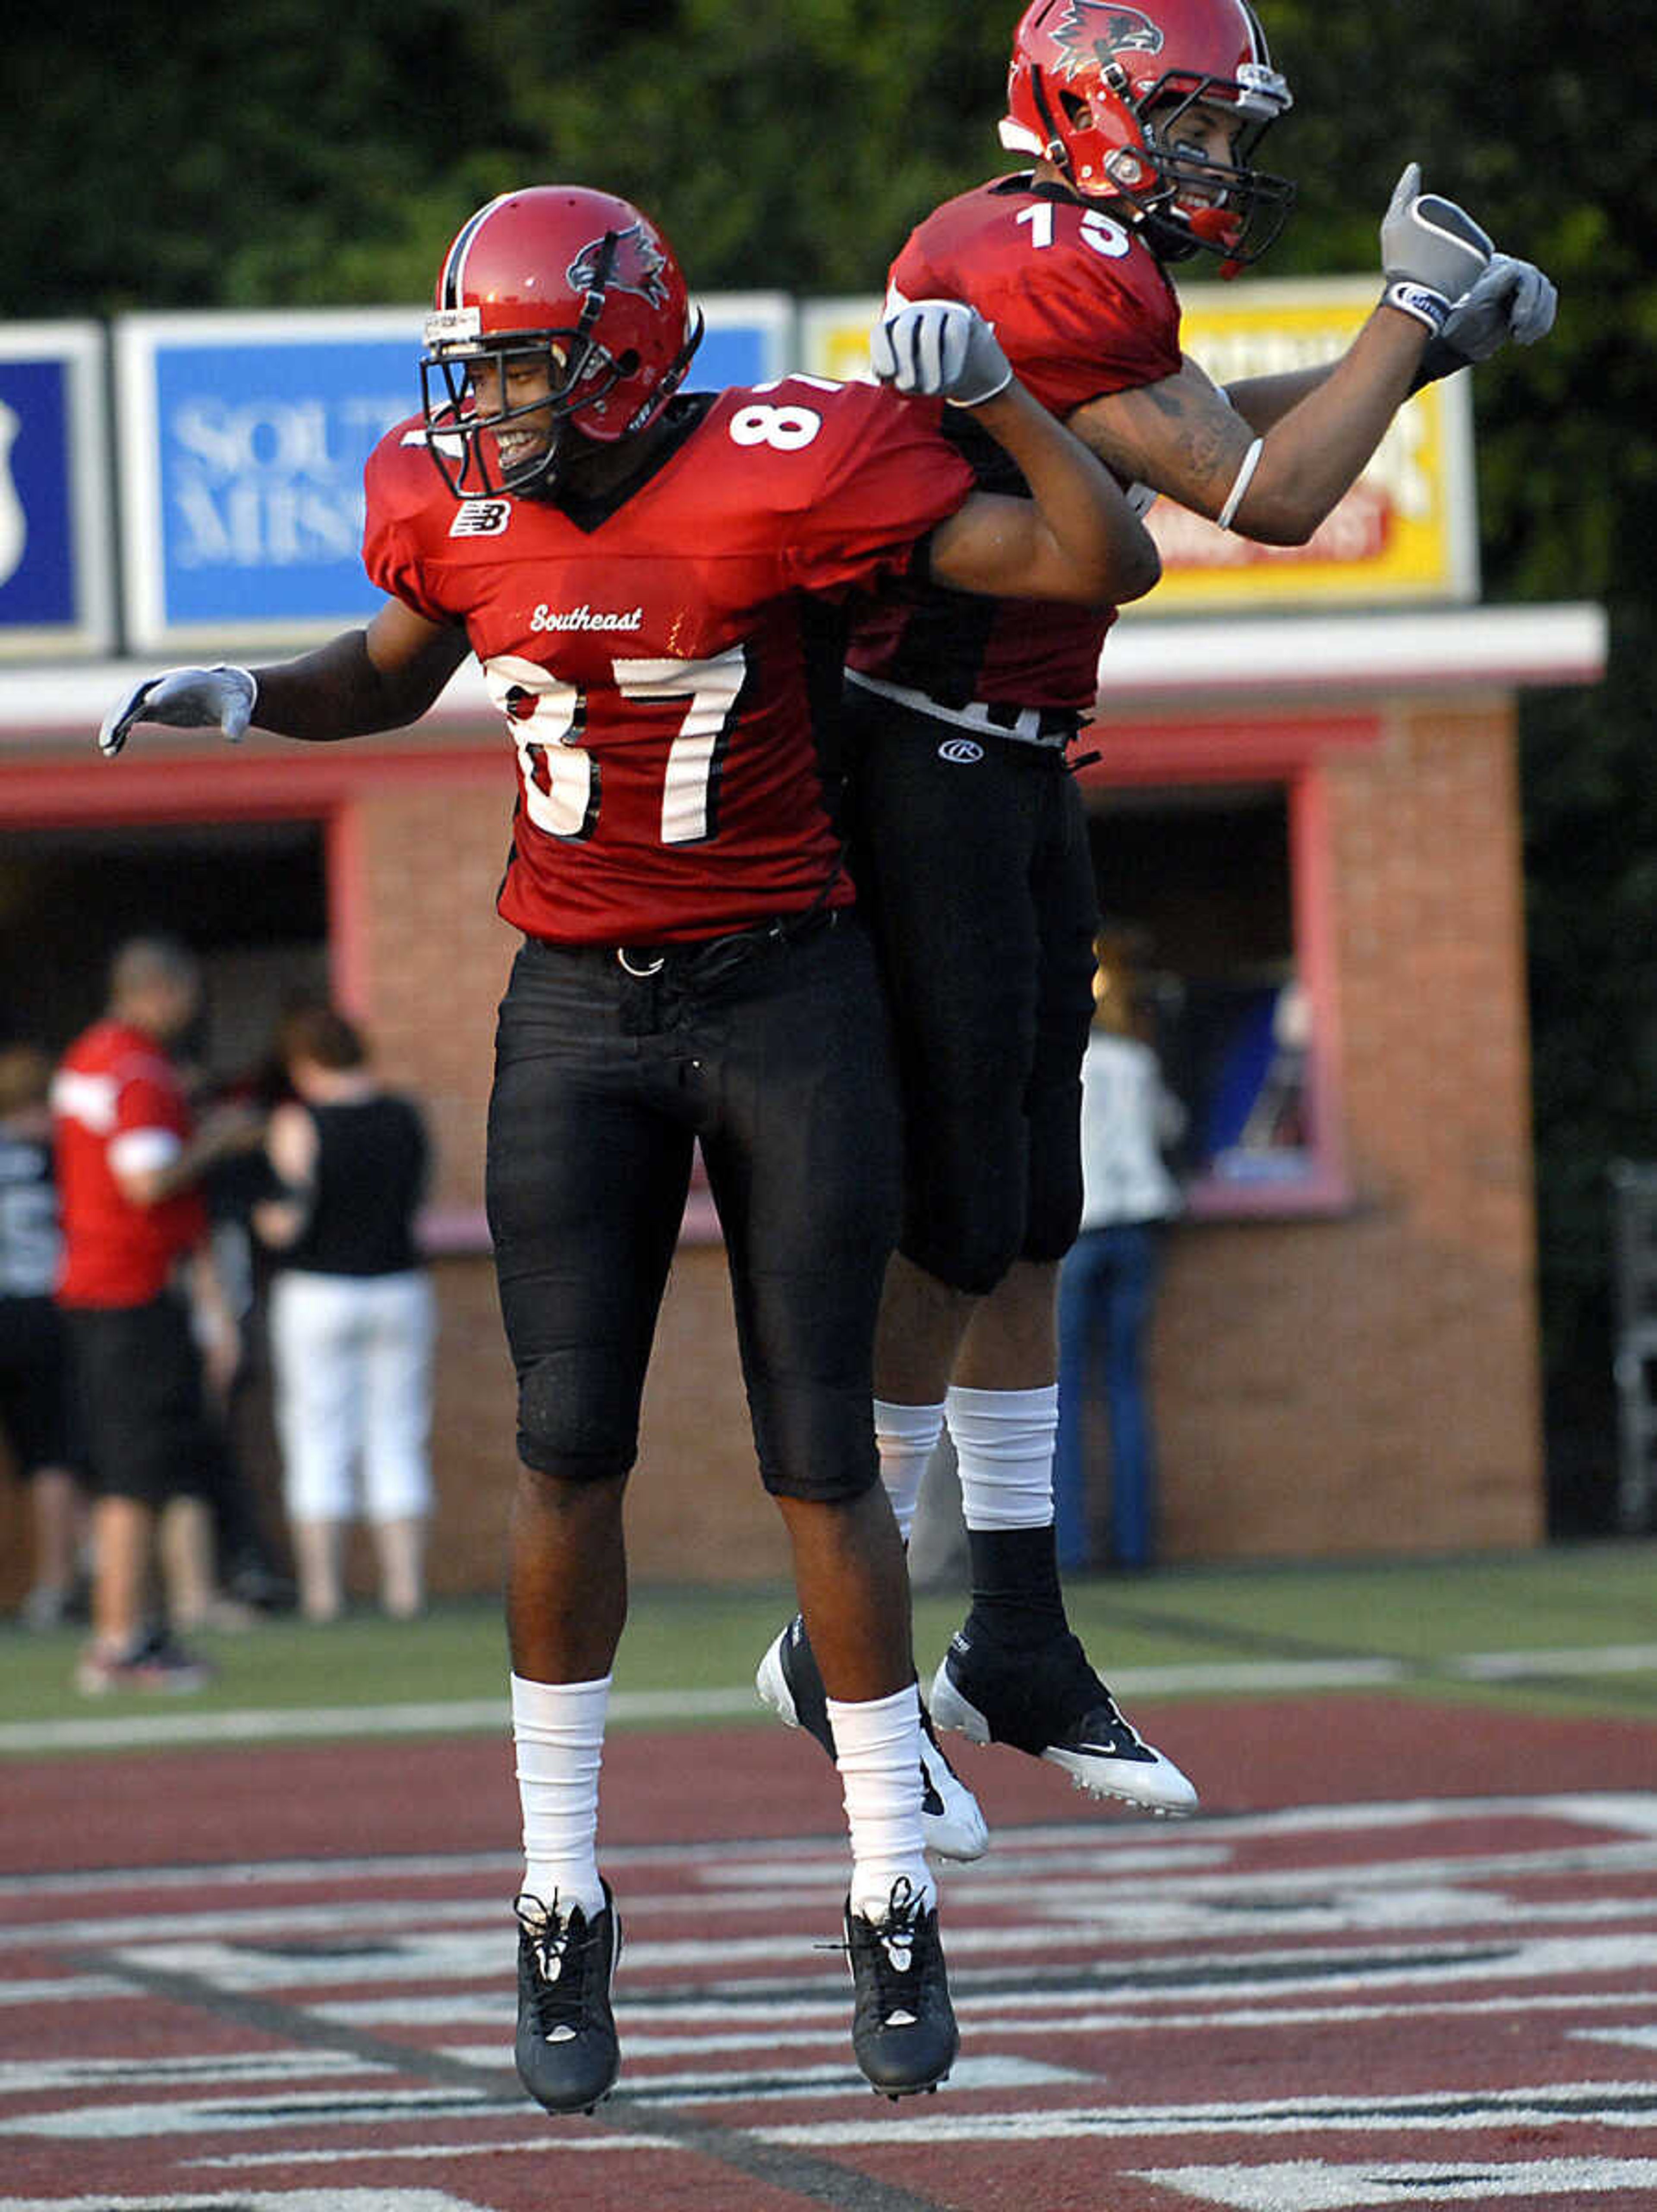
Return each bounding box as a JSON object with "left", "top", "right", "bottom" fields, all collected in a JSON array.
[{"left": 0, "top": 603, "right": 1608, "bottom": 747}]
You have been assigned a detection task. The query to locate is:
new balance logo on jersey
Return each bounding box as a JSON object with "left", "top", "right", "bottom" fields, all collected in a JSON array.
[
  {"left": 450, "top": 500, "right": 512, "bottom": 538},
  {"left": 530, "top": 603, "right": 645, "bottom": 633},
  {"left": 938, "top": 737, "right": 985, "bottom": 765}
]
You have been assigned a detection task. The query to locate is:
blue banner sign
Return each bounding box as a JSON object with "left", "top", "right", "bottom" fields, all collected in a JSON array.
[
  {"left": 0, "top": 325, "right": 114, "bottom": 659},
  {"left": 115, "top": 297, "right": 794, "bottom": 652}
]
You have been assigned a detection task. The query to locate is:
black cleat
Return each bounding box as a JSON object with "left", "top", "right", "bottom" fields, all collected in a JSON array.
[
  {"left": 930, "top": 1625, "right": 1198, "bottom": 1814},
  {"left": 513, "top": 1883, "right": 622, "bottom": 2114},
  {"left": 756, "top": 1616, "right": 988, "bottom": 1861},
  {"left": 844, "top": 1876, "right": 958, "bottom": 2098}
]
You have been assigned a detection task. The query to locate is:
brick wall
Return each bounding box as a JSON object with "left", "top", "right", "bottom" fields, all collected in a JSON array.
[
  {"left": 1128, "top": 695, "right": 1545, "bottom": 1561},
  {"left": 343, "top": 772, "right": 516, "bottom": 1219}
]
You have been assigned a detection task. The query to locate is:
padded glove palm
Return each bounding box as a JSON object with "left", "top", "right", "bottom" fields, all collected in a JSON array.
[
  {"left": 1380, "top": 162, "right": 1492, "bottom": 333},
  {"left": 1409, "top": 252, "right": 1559, "bottom": 391},
  {"left": 98, "top": 665, "right": 256, "bottom": 759}
]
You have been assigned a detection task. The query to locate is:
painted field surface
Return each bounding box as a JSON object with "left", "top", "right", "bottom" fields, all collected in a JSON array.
[{"left": 3, "top": 1692, "right": 1656, "bottom": 2212}]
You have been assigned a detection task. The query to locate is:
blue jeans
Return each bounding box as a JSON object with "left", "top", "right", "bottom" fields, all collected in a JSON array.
[{"left": 1054, "top": 1223, "right": 1162, "bottom": 1570}]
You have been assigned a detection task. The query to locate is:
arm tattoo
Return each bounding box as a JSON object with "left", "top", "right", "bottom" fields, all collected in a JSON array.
[{"left": 1144, "top": 379, "right": 1232, "bottom": 485}]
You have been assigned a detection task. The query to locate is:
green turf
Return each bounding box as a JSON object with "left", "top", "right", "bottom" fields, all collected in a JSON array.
[
  {"left": 1052, "top": 1542, "right": 1657, "bottom": 1664},
  {"left": 3, "top": 1539, "right": 1654, "bottom": 1750}
]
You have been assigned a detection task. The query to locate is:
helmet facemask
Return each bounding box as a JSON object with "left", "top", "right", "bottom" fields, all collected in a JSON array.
[{"left": 1123, "top": 71, "right": 1295, "bottom": 269}]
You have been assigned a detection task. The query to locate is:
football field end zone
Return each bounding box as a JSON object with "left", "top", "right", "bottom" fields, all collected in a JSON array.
[{"left": 3, "top": 1783, "right": 1657, "bottom": 2212}]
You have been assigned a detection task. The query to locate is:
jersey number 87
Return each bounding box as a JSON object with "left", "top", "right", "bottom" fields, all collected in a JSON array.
[{"left": 487, "top": 647, "right": 748, "bottom": 846}]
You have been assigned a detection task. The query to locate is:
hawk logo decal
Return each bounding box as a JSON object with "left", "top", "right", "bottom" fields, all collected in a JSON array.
[
  {"left": 1052, "top": 1, "right": 1166, "bottom": 76},
  {"left": 567, "top": 221, "right": 671, "bottom": 307}
]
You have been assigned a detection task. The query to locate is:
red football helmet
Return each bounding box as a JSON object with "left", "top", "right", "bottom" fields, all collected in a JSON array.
[
  {"left": 420, "top": 185, "right": 704, "bottom": 498},
  {"left": 1000, "top": 0, "right": 1294, "bottom": 271}
]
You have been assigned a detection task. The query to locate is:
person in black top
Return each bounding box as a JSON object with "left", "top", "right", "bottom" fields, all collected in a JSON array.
[
  {"left": 252, "top": 1003, "right": 434, "bottom": 1621},
  {"left": 0, "top": 1043, "right": 86, "bottom": 1626}
]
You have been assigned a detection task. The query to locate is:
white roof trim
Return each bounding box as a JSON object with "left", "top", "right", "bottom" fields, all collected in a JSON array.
[
  {"left": 0, "top": 603, "right": 1607, "bottom": 742},
  {"left": 1096, "top": 602, "right": 1607, "bottom": 704}
]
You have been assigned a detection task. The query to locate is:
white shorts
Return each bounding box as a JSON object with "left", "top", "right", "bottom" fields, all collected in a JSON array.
[{"left": 268, "top": 1269, "right": 435, "bottom": 1523}]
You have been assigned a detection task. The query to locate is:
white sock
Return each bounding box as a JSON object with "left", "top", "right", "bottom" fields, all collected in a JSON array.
[
  {"left": 826, "top": 1682, "right": 934, "bottom": 1919},
  {"left": 948, "top": 1382, "right": 1060, "bottom": 1530},
  {"left": 874, "top": 1399, "right": 946, "bottom": 1544},
  {"left": 510, "top": 1671, "right": 609, "bottom": 1921}
]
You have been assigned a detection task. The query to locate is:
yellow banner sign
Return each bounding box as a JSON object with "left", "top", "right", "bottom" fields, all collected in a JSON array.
[{"left": 798, "top": 280, "right": 1478, "bottom": 613}]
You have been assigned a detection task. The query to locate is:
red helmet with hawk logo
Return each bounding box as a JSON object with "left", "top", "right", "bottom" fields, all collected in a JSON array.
[
  {"left": 1001, "top": 0, "right": 1294, "bottom": 271},
  {"left": 420, "top": 185, "right": 704, "bottom": 498}
]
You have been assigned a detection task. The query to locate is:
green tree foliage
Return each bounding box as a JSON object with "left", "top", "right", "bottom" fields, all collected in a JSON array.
[
  {"left": 1262, "top": 8, "right": 1657, "bottom": 1519},
  {"left": 9, "top": 0, "right": 1649, "bottom": 1519}
]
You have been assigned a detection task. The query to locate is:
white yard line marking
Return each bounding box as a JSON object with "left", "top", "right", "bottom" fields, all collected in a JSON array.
[
  {"left": 3, "top": 1643, "right": 1654, "bottom": 1755},
  {"left": 1131, "top": 2158, "right": 1657, "bottom": 2209},
  {"left": 1573, "top": 2023, "right": 1657, "bottom": 2053},
  {"left": 428, "top": 1984, "right": 1657, "bottom": 2064},
  {"left": 751, "top": 2081, "right": 1657, "bottom": 2147},
  {"left": 0, "top": 2084, "right": 518, "bottom": 2139},
  {"left": 1, "top": 1791, "right": 1651, "bottom": 1912},
  {"left": 0, "top": 1683, "right": 754, "bottom": 1755},
  {"left": 182, "top": 2136, "right": 681, "bottom": 2169},
  {"left": 9, "top": 1826, "right": 1657, "bottom": 1954},
  {"left": 0, "top": 2051, "right": 392, "bottom": 2092},
  {"left": 86, "top": 1922, "right": 1657, "bottom": 1999},
  {"left": 0, "top": 2195, "right": 506, "bottom": 2212}
]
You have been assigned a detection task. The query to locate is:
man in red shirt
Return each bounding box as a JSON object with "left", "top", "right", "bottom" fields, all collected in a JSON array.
[
  {"left": 759, "top": 0, "right": 1556, "bottom": 1834},
  {"left": 53, "top": 937, "right": 262, "bottom": 1692},
  {"left": 95, "top": 186, "right": 1157, "bottom": 2112}
]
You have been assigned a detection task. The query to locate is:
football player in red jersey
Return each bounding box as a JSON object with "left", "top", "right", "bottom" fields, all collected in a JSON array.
[
  {"left": 98, "top": 185, "right": 1157, "bottom": 2111},
  {"left": 758, "top": 0, "right": 1557, "bottom": 1835},
  {"left": 52, "top": 938, "right": 265, "bottom": 1693}
]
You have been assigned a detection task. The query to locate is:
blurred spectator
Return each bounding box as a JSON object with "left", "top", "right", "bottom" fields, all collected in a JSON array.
[
  {"left": 0, "top": 1042, "right": 88, "bottom": 1626},
  {"left": 252, "top": 1003, "right": 434, "bottom": 1621},
  {"left": 1053, "top": 936, "right": 1184, "bottom": 1573},
  {"left": 185, "top": 1049, "right": 299, "bottom": 1616},
  {"left": 52, "top": 936, "right": 266, "bottom": 1691}
]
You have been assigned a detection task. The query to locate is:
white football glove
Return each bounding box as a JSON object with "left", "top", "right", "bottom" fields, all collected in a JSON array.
[
  {"left": 1380, "top": 161, "right": 1493, "bottom": 333},
  {"left": 1408, "top": 252, "right": 1559, "bottom": 392},
  {"left": 872, "top": 299, "right": 1014, "bottom": 408},
  {"left": 98, "top": 665, "right": 257, "bottom": 759}
]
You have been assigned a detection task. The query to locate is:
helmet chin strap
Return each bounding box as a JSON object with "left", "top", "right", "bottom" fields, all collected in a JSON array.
[
  {"left": 1186, "top": 201, "right": 1244, "bottom": 274},
  {"left": 515, "top": 229, "right": 620, "bottom": 495},
  {"left": 516, "top": 419, "right": 586, "bottom": 503}
]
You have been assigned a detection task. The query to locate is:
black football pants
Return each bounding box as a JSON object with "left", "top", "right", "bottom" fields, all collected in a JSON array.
[{"left": 487, "top": 911, "right": 901, "bottom": 1503}]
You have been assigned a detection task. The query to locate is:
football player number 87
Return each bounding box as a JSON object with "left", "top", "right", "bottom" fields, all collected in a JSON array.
[{"left": 486, "top": 648, "right": 748, "bottom": 845}]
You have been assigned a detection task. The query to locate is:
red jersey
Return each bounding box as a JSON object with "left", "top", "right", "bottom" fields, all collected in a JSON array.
[
  {"left": 364, "top": 378, "right": 976, "bottom": 945},
  {"left": 51, "top": 1020, "right": 205, "bottom": 1308},
  {"left": 847, "top": 174, "right": 1182, "bottom": 715}
]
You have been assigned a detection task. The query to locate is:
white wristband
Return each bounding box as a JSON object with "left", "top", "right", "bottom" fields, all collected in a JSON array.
[
  {"left": 1216, "top": 437, "right": 1263, "bottom": 533},
  {"left": 1383, "top": 278, "right": 1451, "bottom": 334}
]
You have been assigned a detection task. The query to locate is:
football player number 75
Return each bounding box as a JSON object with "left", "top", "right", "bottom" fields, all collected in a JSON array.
[{"left": 485, "top": 647, "right": 748, "bottom": 846}]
